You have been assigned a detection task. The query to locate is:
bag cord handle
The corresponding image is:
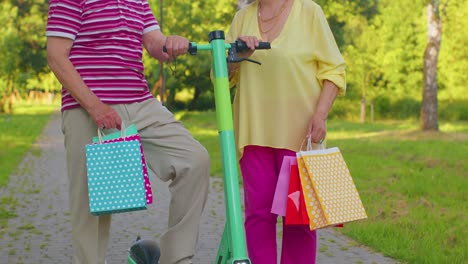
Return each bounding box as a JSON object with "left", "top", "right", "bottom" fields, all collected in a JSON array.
[
  {"left": 96, "top": 121, "right": 127, "bottom": 143},
  {"left": 299, "top": 135, "right": 325, "bottom": 151}
]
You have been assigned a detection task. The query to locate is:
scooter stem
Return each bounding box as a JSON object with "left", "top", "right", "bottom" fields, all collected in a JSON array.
[{"left": 209, "top": 31, "right": 250, "bottom": 264}]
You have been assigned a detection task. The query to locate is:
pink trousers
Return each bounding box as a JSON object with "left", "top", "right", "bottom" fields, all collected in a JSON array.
[{"left": 240, "top": 145, "right": 317, "bottom": 264}]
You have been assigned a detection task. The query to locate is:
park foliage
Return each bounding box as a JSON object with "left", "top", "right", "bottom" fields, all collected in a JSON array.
[{"left": 0, "top": 0, "right": 467, "bottom": 121}]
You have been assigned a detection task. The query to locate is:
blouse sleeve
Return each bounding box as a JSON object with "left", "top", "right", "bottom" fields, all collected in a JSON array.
[{"left": 312, "top": 6, "right": 347, "bottom": 96}]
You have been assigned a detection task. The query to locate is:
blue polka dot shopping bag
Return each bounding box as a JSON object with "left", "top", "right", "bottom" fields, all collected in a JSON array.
[
  {"left": 85, "top": 125, "right": 148, "bottom": 216},
  {"left": 92, "top": 124, "right": 153, "bottom": 205}
]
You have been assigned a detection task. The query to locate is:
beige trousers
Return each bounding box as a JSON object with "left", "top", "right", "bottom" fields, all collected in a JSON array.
[{"left": 62, "top": 99, "right": 210, "bottom": 264}]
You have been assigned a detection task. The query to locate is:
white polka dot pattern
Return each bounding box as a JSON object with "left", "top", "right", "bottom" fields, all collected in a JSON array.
[
  {"left": 297, "top": 147, "right": 367, "bottom": 230},
  {"left": 85, "top": 140, "right": 147, "bottom": 215},
  {"left": 91, "top": 125, "right": 153, "bottom": 205},
  {"left": 297, "top": 157, "right": 329, "bottom": 229},
  {"left": 98, "top": 135, "right": 153, "bottom": 205}
]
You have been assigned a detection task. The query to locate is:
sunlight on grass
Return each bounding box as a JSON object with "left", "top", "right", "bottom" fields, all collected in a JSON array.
[
  {"left": 328, "top": 119, "right": 468, "bottom": 141},
  {"left": 439, "top": 121, "right": 468, "bottom": 133},
  {"left": 0, "top": 103, "right": 58, "bottom": 187},
  {"left": 185, "top": 127, "right": 218, "bottom": 137},
  {"left": 12, "top": 100, "right": 60, "bottom": 115}
]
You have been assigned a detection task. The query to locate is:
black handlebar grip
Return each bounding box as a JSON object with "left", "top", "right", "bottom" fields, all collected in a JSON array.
[
  {"left": 234, "top": 40, "right": 271, "bottom": 53},
  {"left": 187, "top": 43, "right": 197, "bottom": 55},
  {"left": 257, "top": 42, "right": 271, "bottom": 50},
  {"left": 163, "top": 43, "right": 195, "bottom": 54}
]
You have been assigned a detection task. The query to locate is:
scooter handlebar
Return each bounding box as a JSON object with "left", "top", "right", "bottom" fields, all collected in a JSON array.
[
  {"left": 162, "top": 40, "right": 270, "bottom": 54},
  {"left": 233, "top": 40, "right": 271, "bottom": 53},
  {"left": 258, "top": 42, "right": 271, "bottom": 49},
  {"left": 162, "top": 43, "right": 196, "bottom": 54}
]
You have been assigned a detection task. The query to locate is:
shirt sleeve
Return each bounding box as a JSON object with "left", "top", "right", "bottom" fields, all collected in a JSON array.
[
  {"left": 46, "top": 0, "right": 83, "bottom": 40},
  {"left": 312, "top": 6, "right": 347, "bottom": 96},
  {"left": 142, "top": 0, "right": 160, "bottom": 34}
]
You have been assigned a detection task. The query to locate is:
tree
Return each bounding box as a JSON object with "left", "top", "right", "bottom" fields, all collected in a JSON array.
[
  {"left": 0, "top": 0, "right": 50, "bottom": 112},
  {"left": 437, "top": 0, "right": 467, "bottom": 101},
  {"left": 0, "top": 2, "right": 21, "bottom": 113},
  {"left": 146, "top": 0, "right": 236, "bottom": 110},
  {"left": 345, "top": 23, "right": 383, "bottom": 123},
  {"left": 421, "top": 0, "right": 448, "bottom": 131}
]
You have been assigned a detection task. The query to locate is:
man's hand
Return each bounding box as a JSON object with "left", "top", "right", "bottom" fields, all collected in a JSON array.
[
  {"left": 47, "top": 36, "right": 122, "bottom": 130},
  {"left": 87, "top": 102, "right": 122, "bottom": 130},
  {"left": 162, "top": 35, "right": 190, "bottom": 59},
  {"left": 143, "top": 31, "right": 189, "bottom": 62}
]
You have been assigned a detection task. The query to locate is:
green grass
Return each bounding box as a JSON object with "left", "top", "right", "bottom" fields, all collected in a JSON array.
[
  {"left": 0, "top": 103, "right": 59, "bottom": 187},
  {"left": 179, "top": 111, "right": 467, "bottom": 264},
  {"left": 325, "top": 121, "right": 468, "bottom": 264},
  {"left": 176, "top": 111, "right": 224, "bottom": 177}
]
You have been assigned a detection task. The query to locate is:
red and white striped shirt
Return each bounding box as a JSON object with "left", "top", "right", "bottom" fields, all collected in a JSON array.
[{"left": 46, "top": 0, "right": 160, "bottom": 111}]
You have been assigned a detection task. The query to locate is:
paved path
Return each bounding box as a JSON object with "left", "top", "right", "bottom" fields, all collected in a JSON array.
[{"left": 0, "top": 112, "right": 398, "bottom": 264}]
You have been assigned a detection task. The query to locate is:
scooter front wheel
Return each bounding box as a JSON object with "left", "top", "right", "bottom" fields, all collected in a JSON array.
[{"left": 128, "top": 237, "right": 160, "bottom": 264}]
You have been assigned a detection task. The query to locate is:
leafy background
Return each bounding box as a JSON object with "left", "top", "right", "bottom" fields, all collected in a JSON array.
[{"left": 0, "top": 0, "right": 467, "bottom": 121}]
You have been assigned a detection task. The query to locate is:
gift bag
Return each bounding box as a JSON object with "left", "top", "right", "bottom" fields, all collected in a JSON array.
[
  {"left": 92, "top": 124, "right": 153, "bottom": 205},
  {"left": 271, "top": 156, "right": 297, "bottom": 216},
  {"left": 285, "top": 164, "right": 310, "bottom": 225},
  {"left": 297, "top": 139, "right": 367, "bottom": 230},
  {"left": 86, "top": 127, "right": 147, "bottom": 216}
]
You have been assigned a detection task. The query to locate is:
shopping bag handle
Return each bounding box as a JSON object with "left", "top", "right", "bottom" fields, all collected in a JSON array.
[
  {"left": 299, "top": 136, "right": 325, "bottom": 151},
  {"left": 96, "top": 121, "right": 127, "bottom": 143}
]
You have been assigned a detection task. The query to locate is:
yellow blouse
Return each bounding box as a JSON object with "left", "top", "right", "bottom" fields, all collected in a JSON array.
[{"left": 227, "top": 0, "right": 346, "bottom": 158}]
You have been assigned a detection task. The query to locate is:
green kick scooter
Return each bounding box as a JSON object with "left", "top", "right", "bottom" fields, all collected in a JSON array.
[{"left": 128, "top": 30, "right": 270, "bottom": 264}]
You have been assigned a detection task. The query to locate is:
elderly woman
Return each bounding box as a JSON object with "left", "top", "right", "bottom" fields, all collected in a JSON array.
[{"left": 226, "top": 0, "right": 346, "bottom": 263}]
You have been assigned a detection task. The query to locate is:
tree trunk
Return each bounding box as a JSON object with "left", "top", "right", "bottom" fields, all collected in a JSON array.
[
  {"left": 2, "top": 78, "right": 15, "bottom": 114},
  {"left": 7, "top": 96, "right": 13, "bottom": 114},
  {"left": 360, "top": 97, "right": 366, "bottom": 123},
  {"left": 421, "top": 1, "right": 442, "bottom": 131},
  {"left": 0, "top": 100, "right": 5, "bottom": 113},
  {"left": 188, "top": 85, "right": 202, "bottom": 111}
]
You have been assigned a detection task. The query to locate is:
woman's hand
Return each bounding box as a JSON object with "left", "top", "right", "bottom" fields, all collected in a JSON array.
[
  {"left": 307, "top": 112, "right": 327, "bottom": 144},
  {"left": 227, "top": 35, "right": 262, "bottom": 75},
  {"left": 306, "top": 80, "right": 340, "bottom": 144},
  {"left": 237, "top": 35, "right": 261, "bottom": 58}
]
